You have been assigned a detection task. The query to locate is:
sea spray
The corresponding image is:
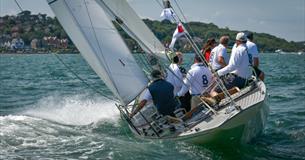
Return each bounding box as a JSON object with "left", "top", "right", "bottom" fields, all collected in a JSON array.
[{"left": 23, "top": 94, "right": 120, "bottom": 126}]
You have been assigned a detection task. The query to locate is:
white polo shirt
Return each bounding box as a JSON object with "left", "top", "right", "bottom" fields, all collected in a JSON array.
[
  {"left": 177, "top": 63, "right": 212, "bottom": 96},
  {"left": 210, "top": 44, "right": 229, "bottom": 70},
  {"left": 217, "top": 43, "right": 251, "bottom": 79},
  {"left": 166, "top": 63, "right": 183, "bottom": 95},
  {"left": 246, "top": 40, "right": 259, "bottom": 65}
]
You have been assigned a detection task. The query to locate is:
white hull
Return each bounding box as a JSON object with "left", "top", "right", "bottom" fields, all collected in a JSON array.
[
  {"left": 175, "top": 100, "right": 268, "bottom": 145},
  {"left": 128, "top": 81, "right": 269, "bottom": 145}
]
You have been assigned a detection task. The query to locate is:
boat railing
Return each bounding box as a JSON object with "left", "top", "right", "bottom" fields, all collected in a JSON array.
[
  {"left": 119, "top": 78, "right": 259, "bottom": 138},
  {"left": 118, "top": 103, "right": 184, "bottom": 138}
]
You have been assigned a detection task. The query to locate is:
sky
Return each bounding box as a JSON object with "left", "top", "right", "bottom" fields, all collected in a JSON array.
[{"left": 0, "top": 0, "right": 304, "bottom": 42}]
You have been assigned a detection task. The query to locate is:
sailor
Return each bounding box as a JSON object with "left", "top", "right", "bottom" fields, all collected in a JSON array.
[
  {"left": 246, "top": 32, "right": 265, "bottom": 81},
  {"left": 166, "top": 52, "right": 184, "bottom": 95},
  {"left": 201, "top": 38, "right": 217, "bottom": 63},
  {"left": 210, "top": 36, "right": 230, "bottom": 71},
  {"left": 216, "top": 32, "right": 252, "bottom": 91},
  {"left": 166, "top": 52, "right": 191, "bottom": 111},
  {"left": 130, "top": 70, "right": 180, "bottom": 117},
  {"left": 176, "top": 55, "right": 213, "bottom": 109}
]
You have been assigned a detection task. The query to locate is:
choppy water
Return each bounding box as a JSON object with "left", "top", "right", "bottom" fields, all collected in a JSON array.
[{"left": 0, "top": 53, "right": 304, "bottom": 159}]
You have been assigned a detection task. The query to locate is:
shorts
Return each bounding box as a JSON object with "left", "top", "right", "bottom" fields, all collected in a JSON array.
[
  {"left": 215, "top": 74, "right": 247, "bottom": 92},
  {"left": 191, "top": 96, "right": 201, "bottom": 109}
]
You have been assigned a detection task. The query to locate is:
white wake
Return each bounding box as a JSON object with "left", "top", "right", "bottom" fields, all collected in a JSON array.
[{"left": 23, "top": 94, "right": 120, "bottom": 125}]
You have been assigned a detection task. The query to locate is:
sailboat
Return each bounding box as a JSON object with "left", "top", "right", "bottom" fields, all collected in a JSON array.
[{"left": 47, "top": 0, "right": 269, "bottom": 145}]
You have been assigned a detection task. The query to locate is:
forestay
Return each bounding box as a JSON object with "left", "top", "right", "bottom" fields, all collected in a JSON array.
[
  {"left": 96, "top": 0, "right": 168, "bottom": 61},
  {"left": 47, "top": 0, "right": 148, "bottom": 105}
]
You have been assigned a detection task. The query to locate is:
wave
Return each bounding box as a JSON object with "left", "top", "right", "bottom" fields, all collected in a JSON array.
[{"left": 22, "top": 94, "right": 120, "bottom": 126}]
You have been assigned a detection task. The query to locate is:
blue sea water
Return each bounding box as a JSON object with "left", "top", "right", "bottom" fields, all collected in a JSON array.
[{"left": 0, "top": 53, "right": 304, "bottom": 159}]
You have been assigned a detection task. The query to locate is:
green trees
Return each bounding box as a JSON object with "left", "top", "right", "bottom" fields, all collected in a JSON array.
[{"left": 1, "top": 11, "right": 304, "bottom": 53}]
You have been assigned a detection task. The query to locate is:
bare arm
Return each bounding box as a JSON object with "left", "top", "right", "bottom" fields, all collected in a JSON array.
[
  {"left": 253, "top": 57, "right": 259, "bottom": 67},
  {"left": 217, "top": 49, "right": 241, "bottom": 76},
  {"left": 217, "top": 56, "right": 227, "bottom": 68}
]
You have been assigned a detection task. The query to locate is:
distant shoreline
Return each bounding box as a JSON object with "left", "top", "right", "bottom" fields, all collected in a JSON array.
[
  {"left": 0, "top": 49, "right": 79, "bottom": 54},
  {"left": 0, "top": 52, "right": 79, "bottom": 54}
]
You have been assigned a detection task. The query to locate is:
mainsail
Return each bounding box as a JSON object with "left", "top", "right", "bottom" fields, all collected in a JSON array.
[
  {"left": 95, "top": 0, "right": 168, "bottom": 61},
  {"left": 47, "top": 0, "right": 148, "bottom": 105}
]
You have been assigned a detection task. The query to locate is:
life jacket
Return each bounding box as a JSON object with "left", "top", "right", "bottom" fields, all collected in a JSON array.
[
  {"left": 204, "top": 50, "right": 211, "bottom": 62},
  {"left": 148, "top": 79, "right": 178, "bottom": 116}
]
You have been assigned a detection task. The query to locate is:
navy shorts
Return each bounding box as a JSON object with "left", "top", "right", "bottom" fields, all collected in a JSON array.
[{"left": 215, "top": 74, "right": 247, "bottom": 92}]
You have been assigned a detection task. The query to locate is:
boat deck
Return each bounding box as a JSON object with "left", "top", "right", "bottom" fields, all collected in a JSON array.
[{"left": 127, "top": 81, "right": 268, "bottom": 142}]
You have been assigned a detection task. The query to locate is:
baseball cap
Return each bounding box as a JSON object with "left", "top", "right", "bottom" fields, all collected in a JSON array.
[{"left": 236, "top": 32, "right": 247, "bottom": 42}]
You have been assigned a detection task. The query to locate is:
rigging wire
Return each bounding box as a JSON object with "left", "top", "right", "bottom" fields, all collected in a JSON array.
[
  {"left": 154, "top": 0, "right": 239, "bottom": 108},
  {"left": 61, "top": 0, "right": 120, "bottom": 102},
  {"left": 14, "top": 0, "right": 23, "bottom": 12},
  {"left": 154, "top": 0, "right": 212, "bottom": 92},
  {"left": 82, "top": 0, "right": 122, "bottom": 101},
  {"left": 154, "top": 0, "right": 164, "bottom": 8},
  {"left": 13, "top": 0, "right": 118, "bottom": 102},
  {"left": 99, "top": 0, "right": 190, "bottom": 90},
  {"left": 173, "top": 8, "right": 239, "bottom": 108},
  {"left": 52, "top": 53, "right": 119, "bottom": 102},
  {"left": 172, "top": 0, "right": 197, "bottom": 41},
  {"left": 149, "top": 0, "right": 207, "bottom": 97}
]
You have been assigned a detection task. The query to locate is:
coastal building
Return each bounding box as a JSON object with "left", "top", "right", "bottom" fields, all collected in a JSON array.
[
  {"left": 10, "top": 38, "right": 24, "bottom": 50},
  {"left": 31, "top": 39, "right": 39, "bottom": 49},
  {"left": 60, "top": 39, "right": 68, "bottom": 49},
  {"left": 43, "top": 36, "right": 69, "bottom": 49},
  {"left": 4, "top": 42, "right": 11, "bottom": 48}
]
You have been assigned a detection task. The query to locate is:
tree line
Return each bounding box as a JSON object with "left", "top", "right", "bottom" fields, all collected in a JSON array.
[{"left": 1, "top": 11, "right": 303, "bottom": 53}]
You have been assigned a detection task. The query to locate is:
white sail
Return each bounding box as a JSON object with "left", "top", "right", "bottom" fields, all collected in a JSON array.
[
  {"left": 47, "top": 0, "right": 148, "bottom": 105},
  {"left": 95, "top": 0, "right": 168, "bottom": 61}
]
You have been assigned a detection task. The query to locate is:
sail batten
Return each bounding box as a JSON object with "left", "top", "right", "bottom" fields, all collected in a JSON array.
[
  {"left": 96, "top": 0, "right": 168, "bottom": 61},
  {"left": 47, "top": 0, "right": 148, "bottom": 105}
]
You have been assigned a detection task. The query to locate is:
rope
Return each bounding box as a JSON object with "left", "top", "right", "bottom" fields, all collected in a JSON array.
[
  {"left": 52, "top": 53, "right": 118, "bottom": 102},
  {"left": 14, "top": 0, "right": 116, "bottom": 102},
  {"left": 100, "top": 0, "right": 192, "bottom": 91},
  {"left": 82, "top": 0, "right": 122, "bottom": 99},
  {"left": 155, "top": 0, "right": 239, "bottom": 109},
  {"left": 154, "top": 0, "right": 164, "bottom": 9},
  {"left": 153, "top": 0, "right": 216, "bottom": 94},
  {"left": 14, "top": 0, "right": 23, "bottom": 12},
  {"left": 172, "top": 0, "right": 197, "bottom": 41},
  {"left": 12, "top": 0, "right": 118, "bottom": 102}
]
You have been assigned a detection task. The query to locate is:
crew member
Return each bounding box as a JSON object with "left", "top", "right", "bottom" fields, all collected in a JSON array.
[
  {"left": 246, "top": 32, "right": 265, "bottom": 81},
  {"left": 216, "top": 32, "right": 251, "bottom": 90},
  {"left": 177, "top": 55, "right": 212, "bottom": 109},
  {"left": 130, "top": 70, "right": 180, "bottom": 117},
  {"left": 210, "top": 36, "right": 230, "bottom": 71}
]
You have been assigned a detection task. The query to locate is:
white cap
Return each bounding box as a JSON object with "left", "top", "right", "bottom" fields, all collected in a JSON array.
[{"left": 236, "top": 32, "right": 247, "bottom": 42}]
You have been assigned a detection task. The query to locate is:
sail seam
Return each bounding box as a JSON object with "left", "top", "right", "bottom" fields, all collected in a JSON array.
[
  {"left": 62, "top": 0, "right": 121, "bottom": 102},
  {"left": 98, "top": 0, "right": 191, "bottom": 91},
  {"left": 82, "top": 0, "right": 122, "bottom": 102}
]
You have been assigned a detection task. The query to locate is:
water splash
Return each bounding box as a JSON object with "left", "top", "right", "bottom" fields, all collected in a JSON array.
[{"left": 23, "top": 94, "right": 120, "bottom": 126}]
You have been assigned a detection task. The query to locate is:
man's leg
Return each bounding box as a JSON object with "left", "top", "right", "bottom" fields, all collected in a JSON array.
[{"left": 191, "top": 96, "right": 201, "bottom": 109}]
